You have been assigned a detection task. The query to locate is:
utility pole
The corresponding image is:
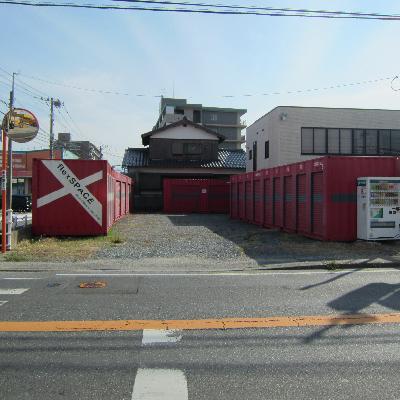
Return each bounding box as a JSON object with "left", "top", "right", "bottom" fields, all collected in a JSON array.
[
  {"left": 48, "top": 97, "right": 61, "bottom": 159},
  {"left": 6, "top": 73, "right": 16, "bottom": 211}
]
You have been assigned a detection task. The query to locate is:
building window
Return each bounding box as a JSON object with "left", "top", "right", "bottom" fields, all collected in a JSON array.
[
  {"left": 265, "top": 141, "right": 269, "bottom": 159},
  {"left": 210, "top": 113, "right": 218, "bottom": 121},
  {"left": 327, "top": 129, "right": 339, "bottom": 154},
  {"left": 193, "top": 110, "right": 201, "bottom": 123},
  {"left": 301, "top": 127, "right": 400, "bottom": 156},
  {"left": 172, "top": 142, "right": 183, "bottom": 155},
  {"left": 183, "top": 143, "right": 202, "bottom": 155},
  {"left": 249, "top": 150, "right": 252, "bottom": 160},
  {"left": 175, "top": 108, "right": 184, "bottom": 115}
]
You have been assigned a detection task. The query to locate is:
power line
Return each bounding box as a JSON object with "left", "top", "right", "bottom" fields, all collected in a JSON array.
[
  {"left": 19, "top": 72, "right": 398, "bottom": 99},
  {"left": 1, "top": 0, "right": 400, "bottom": 20},
  {"left": 114, "top": 0, "right": 400, "bottom": 19},
  {"left": 20, "top": 73, "right": 129, "bottom": 96}
]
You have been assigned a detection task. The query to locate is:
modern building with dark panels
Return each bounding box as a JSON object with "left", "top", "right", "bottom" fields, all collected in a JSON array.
[
  {"left": 246, "top": 106, "right": 400, "bottom": 172},
  {"left": 54, "top": 132, "right": 102, "bottom": 160},
  {"left": 153, "top": 97, "right": 247, "bottom": 150},
  {"left": 123, "top": 118, "right": 246, "bottom": 211}
]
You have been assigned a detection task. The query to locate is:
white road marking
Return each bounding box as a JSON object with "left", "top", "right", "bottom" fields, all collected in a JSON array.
[
  {"left": 0, "top": 301, "right": 8, "bottom": 306},
  {"left": 0, "top": 289, "right": 29, "bottom": 295},
  {"left": 56, "top": 269, "right": 400, "bottom": 277},
  {"left": 131, "top": 369, "right": 188, "bottom": 400},
  {"left": 1, "top": 278, "right": 39, "bottom": 281},
  {"left": 142, "top": 329, "right": 182, "bottom": 346},
  {"left": 368, "top": 258, "right": 392, "bottom": 264}
]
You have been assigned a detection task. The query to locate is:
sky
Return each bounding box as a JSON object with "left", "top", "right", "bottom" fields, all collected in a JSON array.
[{"left": 0, "top": 0, "right": 400, "bottom": 166}]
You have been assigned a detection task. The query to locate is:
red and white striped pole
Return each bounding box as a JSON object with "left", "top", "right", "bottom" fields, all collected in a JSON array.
[{"left": 2, "top": 128, "right": 7, "bottom": 253}]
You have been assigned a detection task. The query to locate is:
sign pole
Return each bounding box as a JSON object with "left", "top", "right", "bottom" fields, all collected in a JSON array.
[{"left": 2, "top": 128, "right": 7, "bottom": 253}]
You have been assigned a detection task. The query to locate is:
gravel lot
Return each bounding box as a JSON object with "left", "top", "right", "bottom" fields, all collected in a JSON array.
[{"left": 95, "top": 213, "right": 400, "bottom": 266}]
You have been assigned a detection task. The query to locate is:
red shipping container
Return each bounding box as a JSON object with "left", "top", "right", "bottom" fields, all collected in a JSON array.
[
  {"left": 238, "top": 174, "right": 246, "bottom": 221},
  {"left": 263, "top": 169, "right": 273, "bottom": 228},
  {"left": 231, "top": 156, "right": 400, "bottom": 241},
  {"left": 208, "top": 179, "right": 230, "bottom": 213},
  {"left": 32, "top": 159, "right": 132, "bottom": 236},
  {"left": 163, "top": 179, "right": 229, "bottom": 214},
  {"left": 230, "top": 175, "right": 239, "bottom": 219},
  {"left": 244, "top": 172, "right": 254, "bottom": 222},
  {"left": 253, "top": 170, "right": 263, "bottom": 225},
  {"left": 282, "top": 164, "right": 296, "bottom": 233},
  {"left": 272, "top": 167, "right": 282, "bottom": 228}
]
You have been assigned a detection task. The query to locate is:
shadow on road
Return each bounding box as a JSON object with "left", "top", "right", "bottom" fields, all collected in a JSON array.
[{"left": 304, "top": 282, "right": 400, "bottom": 343}]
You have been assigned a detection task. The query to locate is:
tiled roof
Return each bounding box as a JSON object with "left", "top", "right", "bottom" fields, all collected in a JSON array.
[{"left": 122, "top": 148, "right": 246, "bottom": 170}]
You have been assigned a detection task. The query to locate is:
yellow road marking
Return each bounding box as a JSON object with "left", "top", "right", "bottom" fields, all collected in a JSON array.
[{"left": 0, "top": 313, "right": 400, "bottom": 332}]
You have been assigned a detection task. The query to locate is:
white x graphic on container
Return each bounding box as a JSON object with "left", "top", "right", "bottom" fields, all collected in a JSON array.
[{"left": 37, "top": 160, "right": 103, "bottom": 226}]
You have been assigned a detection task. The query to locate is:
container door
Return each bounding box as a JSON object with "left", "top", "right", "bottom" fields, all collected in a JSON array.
[
  {"left": 209, "top": 181, "right": 229, "bottom": 213},
  {"left": 296, "top": 174, "right": 307, "bottom": 233},
  {"left": 283, "top": 176, "right": 295, "bottom": 231},
  {"left": 199, "top": 183, "right": 208, "bottom": 213},
  {"left": 231, "top": 182, "right": 238, "bottom": 218},
  {"left": 245, "top": 180, "right": 252, "bottom": 221},
  {"left": 254, "top": 179, "right": 262, "bottom": 224},
  {"left": 238, "top": 182, "right": 245, "bottom": 220},
  {"left": 172, "top": 181, "right": 201, "bottom": 213},
  {"left": 264, "top": 178, "right": 272, "bottom": 227},
  {"left": 273, "top": 177, "right": 282, "bottom": 227},
  {"left": 311, "top": 172, "right": 324, "bottom": 236}
]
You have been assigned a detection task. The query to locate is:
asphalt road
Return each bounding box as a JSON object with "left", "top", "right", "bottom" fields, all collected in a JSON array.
[{"left": 0, "top": 268, "right": 400, "bottom": 399}]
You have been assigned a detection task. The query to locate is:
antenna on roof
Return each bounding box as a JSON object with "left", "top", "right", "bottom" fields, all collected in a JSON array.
[{"left": 172, "top": 80, "right": 175, "bottom": 98}]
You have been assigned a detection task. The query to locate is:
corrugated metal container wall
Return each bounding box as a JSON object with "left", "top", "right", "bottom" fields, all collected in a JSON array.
[
  {"left": 163, "top": 179, "right": 229, "bottom": 214},
  {"left": 253, "top": 171, "right": 263, "bottom": 225},
  {"left": 230, "top": 175, "right": 239, "bottom": 219},
  {"left": 32, "top": 159, "right": 132, "bottom": 236},
  {"left": 244, "top": 173, "right": 253, "bottom": 222},
  {"left": 263, "top": 169, "right": 273, "bottom": 228},
  {"left": 208, "top": 180, "right": 230, "bottom": 213},
  {"left": 230, "top": 156, "right": 400, "bottom": 241},
  {"left": 238, "top": 174, "right": 246, "bottom": 221},
  {"left": 282, "top": 164, "right": 296, "bottom": 233},
  {"left": 272, "top": 167, "right": 282, "bottom": 228},
  {"left": 323, "top": 157, "right": 399, "bottom": 241}
]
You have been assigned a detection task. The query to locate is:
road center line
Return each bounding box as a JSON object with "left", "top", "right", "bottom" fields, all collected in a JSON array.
[
  {"left": 142, "top": 329, "right": 182, "bottom": 346},
  {"left": 1, "top": 313, "right": 400, "bottom": 332},
  {"left": 131, "top": 369, "right": 188, "bottom": 400}
]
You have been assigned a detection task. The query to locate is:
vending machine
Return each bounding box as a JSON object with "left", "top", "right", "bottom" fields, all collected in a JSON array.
[{"left": 357, "top": 177, "right": 400, "bottom": 240}]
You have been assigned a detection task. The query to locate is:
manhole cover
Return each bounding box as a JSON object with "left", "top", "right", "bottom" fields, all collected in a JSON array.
[{"left": 79, "top": 281, "right": 107, "bottom": 289}]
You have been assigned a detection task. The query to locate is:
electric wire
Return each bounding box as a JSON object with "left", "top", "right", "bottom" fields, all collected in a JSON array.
[
  {"left": 114, "top": 0, "right": 400, "bottom": 19},
  {"left": 19, "top": 72, "right": 398, "bottom": 99},
  {"left": 1, "top": 0, "right": 400, "bottom": 20}
]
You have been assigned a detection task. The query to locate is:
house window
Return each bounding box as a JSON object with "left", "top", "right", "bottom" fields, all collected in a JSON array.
[
  {"left": 210, "top": 113, "right": 218, "bottom": 121},
  {"left": 183, "top": 143, "right": 202, "bottom": 155},
  {"left": 249, "top": 150, "right": 252, "bottom": 160},
  {"left": 265, "top": 141, "right": 269, "bottom": 159},
  {"left": 172, "top": 142, "right": 183, "bottom": 155}
]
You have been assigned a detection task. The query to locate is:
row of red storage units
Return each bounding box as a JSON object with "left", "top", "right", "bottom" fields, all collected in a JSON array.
[
  {"left": 32, "top": 159, "right": 133, "bottom": 236},
  {"left": 164, "top": 178, "right": 229, "bottom": 213},
  {"left": 230, "top": 156, "right": 400, "bottom": 241}
]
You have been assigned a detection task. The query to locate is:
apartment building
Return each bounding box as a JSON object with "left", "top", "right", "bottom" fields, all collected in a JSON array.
[{"left": 153, "top": 97, "right": 247, "bottom": 150}]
